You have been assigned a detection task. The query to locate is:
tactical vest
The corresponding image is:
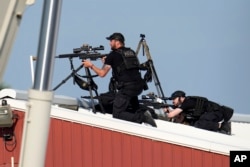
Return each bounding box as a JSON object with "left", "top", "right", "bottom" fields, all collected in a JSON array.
[
  {"left": 185, "top": 96, "right": 208, "bottom": 117},
  {"left": 115, "top": 48, "right": 140, "bottom": 75},
  {"left": 185, "top": 96, "right": 233, "bottom": 122}
]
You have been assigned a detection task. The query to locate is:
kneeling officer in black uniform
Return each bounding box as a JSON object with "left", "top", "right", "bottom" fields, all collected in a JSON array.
[
  {"left": 83, "top": 32, "right": 156, "bottom": 127},
  {"left": 164, "top": 90, "right": 233, "bottom": 134}
]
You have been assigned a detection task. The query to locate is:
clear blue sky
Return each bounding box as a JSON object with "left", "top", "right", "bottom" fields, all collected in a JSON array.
[{"left": 3, "top": 0, "right": 250, "bottom": 114}]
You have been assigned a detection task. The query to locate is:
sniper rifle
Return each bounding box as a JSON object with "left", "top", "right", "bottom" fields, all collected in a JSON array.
[
  {"left": 55, "top": 44, "right": 107, "bottom": 60},
  {"left": 140, "top": 94, "right": 174, "bottom": 109}
]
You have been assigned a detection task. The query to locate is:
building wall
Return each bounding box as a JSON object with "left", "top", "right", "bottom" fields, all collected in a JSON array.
[
  {"left": 0, "top": 111, "right": 229, "bottom": 167},
  {"left": 0, "top": 110, "right": 24, "bottom": 167}
]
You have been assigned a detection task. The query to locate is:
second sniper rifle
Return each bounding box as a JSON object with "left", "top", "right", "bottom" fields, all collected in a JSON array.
[{"left": 140, "top": 93, "right": 174, "bottom": 109}]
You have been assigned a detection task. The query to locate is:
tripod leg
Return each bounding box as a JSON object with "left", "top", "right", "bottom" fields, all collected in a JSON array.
[
  {"left": 52, "top": 64, "right": 83, "bottom": 91},
  {"left": 84, "top": 67, "right": 106, "bottom": 114},
  {"left": 135, "top": 40, "right": 142, "bottom": 56},
  {"left": 148, "top": 60, "right": 165, "bottom": 99},
  {"left": 85, "top": 67, "right": 97, "bottom": 113},
  {"left": 93, "top": 89, "right": 106, "bottom": 114},
  {"left": 141, "top": 39, "right": 166, "bottom": 99}
]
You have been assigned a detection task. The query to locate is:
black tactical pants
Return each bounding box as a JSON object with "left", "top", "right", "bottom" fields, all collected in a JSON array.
[
  {"left": 112, "top": 80, "right": 144, "bottom": 123},
  {"left": 194, "top": 111, "right": 223, "bottom": 131}
]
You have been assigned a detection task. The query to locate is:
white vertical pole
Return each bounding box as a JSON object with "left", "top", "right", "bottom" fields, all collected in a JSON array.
[
  {"left": 19, "top": 89, "right": 53, "bottom": 167},
  {"left": 29, "top": 55, "right": 35, "bottom": 84}
]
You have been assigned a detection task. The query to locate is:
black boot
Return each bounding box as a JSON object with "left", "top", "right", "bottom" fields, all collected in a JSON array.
[
  {"left": 219, "top": 121, "right": 231, "bottom": 135},
  {"left": 143, "top": 110, "right": 157, "bottom": 127}
]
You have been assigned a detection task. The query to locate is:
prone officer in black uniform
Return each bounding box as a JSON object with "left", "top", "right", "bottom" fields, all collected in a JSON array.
[
  {"left": 164, "top": 90, "right": 233, "bottom": 134},
  {"left": 82, "top": 32, "right": 156, "bottom": 127}
]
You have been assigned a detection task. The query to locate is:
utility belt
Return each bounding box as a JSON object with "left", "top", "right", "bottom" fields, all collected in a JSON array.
[
  {"left": 117, "top": 81, "right": 138, "bottom": 89},
  {"left": 117, "top": 79, "right": 146, "bottom": 90}
]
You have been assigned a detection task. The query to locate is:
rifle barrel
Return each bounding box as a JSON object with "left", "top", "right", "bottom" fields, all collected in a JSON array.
[
  {"left": 56, "top": 53, "right": 107, "bottom": 60},
  {"left": 56, "top": 53, "right": 84, "bottom": 58}
]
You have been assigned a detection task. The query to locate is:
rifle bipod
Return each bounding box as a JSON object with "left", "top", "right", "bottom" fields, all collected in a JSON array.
[
  {"left": 135, "top": 34, "right": 166, "bottom": 101},
  {"left": 52, "top": 58, "right": 105, "bottom": 113},
  {"left": 78, "top": 67, "right": 106, "bottom": 114}
]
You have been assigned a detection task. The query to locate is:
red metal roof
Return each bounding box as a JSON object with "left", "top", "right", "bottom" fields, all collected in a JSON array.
[{"left": 0, "top": 110, "right": 229, "bottom": 167}]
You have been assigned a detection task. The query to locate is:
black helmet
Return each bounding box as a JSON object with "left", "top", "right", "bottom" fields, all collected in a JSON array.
[
  {"left": 106, "top": 32, "right": 125, "bottom": 43},
  {"left": 168, "top": 90, "right": 186, "bottom": 100}
]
